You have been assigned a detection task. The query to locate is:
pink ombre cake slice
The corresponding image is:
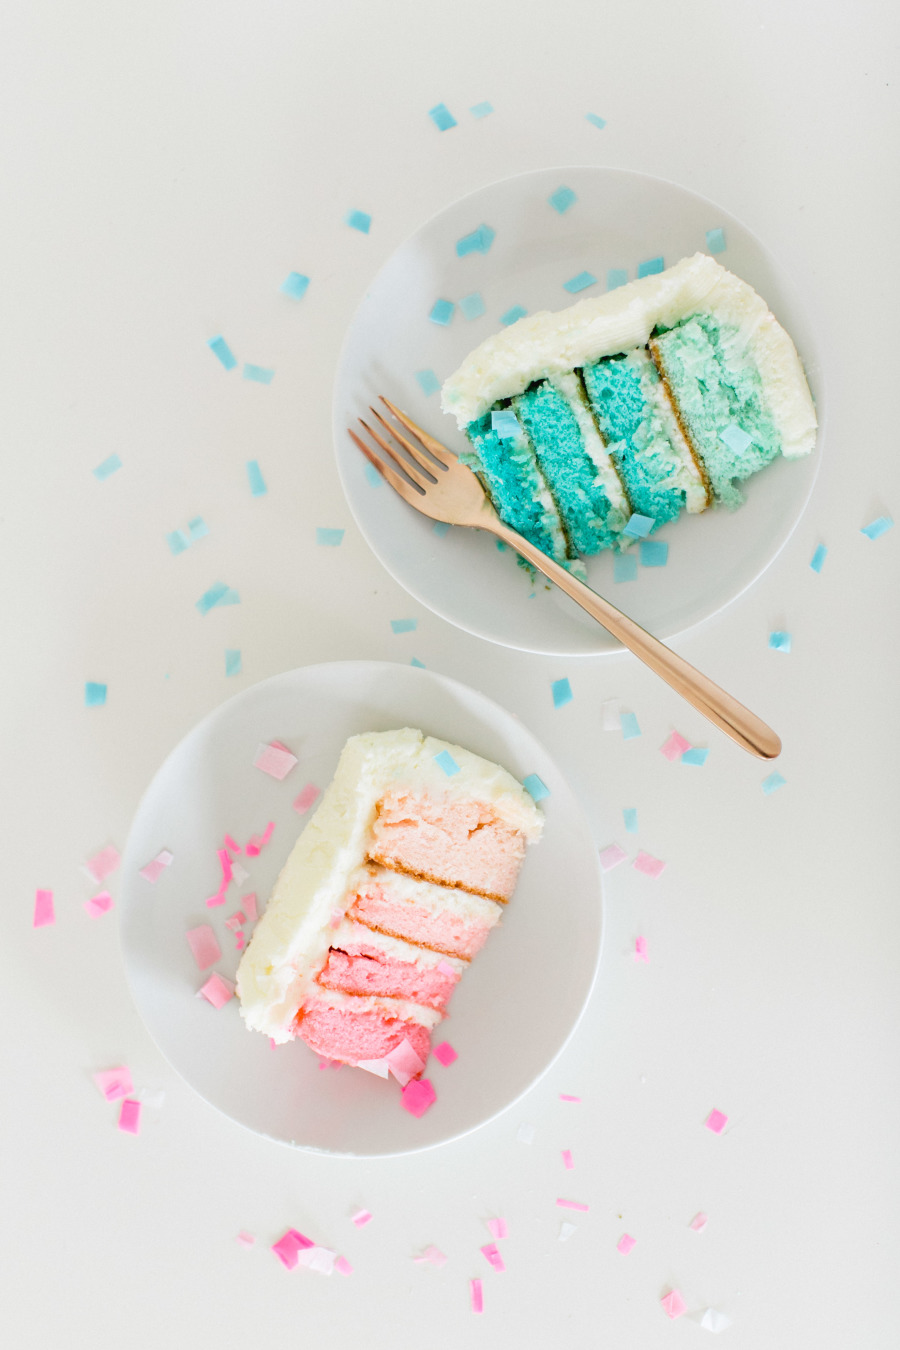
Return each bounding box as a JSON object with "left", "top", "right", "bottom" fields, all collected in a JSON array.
[{"left": 347, "top": 866, "right": 504, "bottom": 959}]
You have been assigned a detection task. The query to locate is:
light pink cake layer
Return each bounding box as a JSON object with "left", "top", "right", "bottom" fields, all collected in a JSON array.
[
  {"left": 296, "top": 1001, "right": 432, "bottom": 1067},
  {"left": 368, "top": 791, "right": 526, "bottom": 902},
  {"left": 349, "top": 875, "right": 501, "bottom": 959},
  {"left": 318, "top": 943, "right": 460, "bottom": 1010}
]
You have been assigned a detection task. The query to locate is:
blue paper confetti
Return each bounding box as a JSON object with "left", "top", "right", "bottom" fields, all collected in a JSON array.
[
  {"left": 166, "top": 529, "right": 189, "bottom": 556},
  {"left": 225, "top": 649, "right": 242, "bottom": 677},
  {"left": 769, "top": 630, "right": 792, "bottom": 653},
  {"left": 432, "top": 520, "right": 451, "bottom": 537},
  {"left": 415, "top": 369, "right": 441, "bottom": 396},
  {"left": 622, "top": 513, "right": 654, "bottom": 539},
  {"left": 620, "top": 711, "right": 641, "bottom": 740},
  {"left": 496, "top": 539, "right": 507, "bottom": 551},
  {"left": 459, "top": 291, "right": 486, "bottom": 320},
  {"left": 84, "top": 681, "right": 107, "bottom": 708},
  {"left": 207, "top": 335, "right": 237, "bottom": 371},
  {"left": 188, "top": 517, "right": 208, "bottom": 541},
  {"left": 470, "top": 101, "right": 493, "bottom": 119},
  {"left": 563, "top": 271, "right": 597, "bottom": 294},
  {"left": 861, "top": 515, "right": 894, "bottom": 540},
  {"left": 280, "top": 272, "right": 310, "bottom": 300},
  {"left": 523, "top": 773, "right": 550, "bottom": 803},
  {"left": 410, "top": 657, "right": 426, "bottom": 668},
  {"left": 93, "top": 453, "right": 122, "bottom": 482},
  {"left": 491, "top": 409, "right": 520, "bottom": 440},
  {"left": 364, "top": 461, "right": 383, "bottom": 488},
  {"left": 500, "top": 305, "right": 527, "bottom": 326},
  {"left": 637, "top": 257, "right": 664, "bottom": 279},
  {"left": 720, "top": 423, "right": 752, "bottom": 454},
  {"left": 623, "top": 808, "right": 638, "bottom": 833},
  {"left": 391, "top": 618, "right": 417, "bottom": 634},
  {"left": 706, "top": 227, "right": 727, "bottom": 255},
  {"left": 346, "top": 209, "right": 372, "bottom": 234},
  {"left": 196, "top": 582, "right": 240, "bottom": 615},
  {"left": 428, "top": 102, "right": 457, "bottom": 131},
  {"left": 243, "top": 364, "right": 274, "bottom": 385},
  {"left": 640, "top": 540, "right": 669, "bottom": 567},
  {"left": 607, "top": 268, "right": 628, "bottom": 290},
  {"left": 681, "top": 747, "right": 709, "bottom": 767},
  {"left": 552, "top": 677, "right": 573, "bottom": 709},
  {"left": 246, "top": 460, "right": 267, "bottom": 496},
  {"left": 316, "top": 528, "right": 344, "bottom": 547},
  {"left": 810, "top": 544, "right": 828, "bottom": 573},
  {"left": 429, "top": 298, "right": 455, "bottom": 326},
  {"left": 434, "top": 750, "right": 461, "bottom": 776},
  {"left": 614, "top": 552, "right": 638, "bottom": 583},
  {"left": 585, "top": 113, "right": 607, "bottom": 129},
  {"left": 548, "top": 186, "right": 577, "bottom": 214},
  {"left": 456, "top": 223, "right": 496, "bottom": 257},
  {"left": 762, "top": 771, "right": 786, "bottom": 796}
]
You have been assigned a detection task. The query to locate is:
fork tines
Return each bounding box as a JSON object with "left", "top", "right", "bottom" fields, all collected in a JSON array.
[{"left": 349, "top": 397, "right": 450, "bottom": 493}]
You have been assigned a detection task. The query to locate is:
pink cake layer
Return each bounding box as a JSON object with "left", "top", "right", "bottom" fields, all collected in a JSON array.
[
  {"left": 348, "top": 876, "right": 501, "bottom": 959},
  {"left": 296, "top": 1001, "right": 431, "bottom": 1067},
  {"left": 368, "top": 790, "right": 526, "bottom": 902},
  {"left": 317, "top": 943, "right": 460, "bottom": 1010}
]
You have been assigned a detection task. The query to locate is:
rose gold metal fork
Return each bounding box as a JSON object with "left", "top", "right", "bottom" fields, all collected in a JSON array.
[{"left": 349, "top": 398, "right": 781, "bottom": 760}]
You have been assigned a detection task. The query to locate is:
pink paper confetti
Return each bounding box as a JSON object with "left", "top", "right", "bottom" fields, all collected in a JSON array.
[
  {"left": 235, "top": 932, "right": 245, "bottom": 950},
  {"left": 690, "top": 1212, "right": 708, "bottom": 1232},
  {"left": 254, "top": 742, "right": 298, "bottom": 780},
  {"left": 356, "top": 1057, "right": 390, "bottom": 1078},
  {"left": 236, "top": 1231, "right": 255, "bottom": 1247},
  {"left": 334, "top": 1255, "right": 353, "bottom": 1276},
  {"left": 432, "top": 1041, "right": 458, "bottom": 1067},
  {"left": 118, "top": 1099, "right": 141, "bottom": 1134},
  {"left": 186, "top": 924, "right": 222, "bottom": 970},
  {"left": 217, "top": 848, "right": 233, "bottom": 883},
  {"left": 198, "top": 972, "right": 234, "bottom": 1008},
  {"left": 633, "top": 850, "right": 666, "bottom": 879},
  {"left": 352, "top": 1209, "right": 372, "bottom": 1227},
  {"left": 556, "top": 1198, "right": 589, "bottom": 1212},
  {"left": 231, "top": 861, "right": 249, "bottom": 886},
  {"left": 661, "top": 1289, "right": 687, "bottom": 1320},
  {"left": 634, "top": 935, "right": 649, "bottom": 963},
  {"left": 436, "top": 959, "right": 457, "bottom": 977},
  {"left": 599, "top": 843, "right": 628, "bottom": 872},
  {"left": 486, "top": 1218, "right": 508, "bottom": 1241},
  {"left": 224, "top": 834, "right": 241, "bottom": 853},
  {"left": 298, "top": 1245, "right": 336, "bottom": 1275},
  {"left": 272, "top": 1229, "right": 314, "bottom": 1270},
  {"left": 293, "top": 783, "right": 321, "bottom": 814},
  {"left": 245, "top": 821, "right": 275, "bottom": 857},
  {"left": 242, "top": 892, "right": 258, "bottom": 921},
  {"left": 224, "top": 911, "right": 245, "bottom": 931},
  {"left": 93, "top": 1066, "right": 133, "bottom": 1101},
  {"left": 705, "top": 1108, "right": 728, "bottom": 1134},
  {"left": 481, "top": 1242, "right": 505, "bottom": 1272},
  {"left": 33, "top": 888, "right": 55, "bottom": 928},
  {"left": 329, "top": 910, "right": 343, "bottom": 928},
  {"left": 84, "top": 890, "right": 113, "bottom": 918},
  {"left": 562, "top": 1149, "right": 574, "bottom": 1170},
  {"left": 401, "top": 1077, "right": 436, "bottom": 1117},
  {"left": 617, "top": 1233, "right": 636, "bottom": 1255},
  {"left": 84, "top": 845, "right": 121, "bottom": 884},
  {"left": 139, "top": 849, "right": 173, "bottom": 883},
  {"left": 559, "top": 1093, "right": 581, "bottom": 1102},
  {"left": 413, "top": 1245, "right": 447, "bottom": 1267},
  {"left": 470, "top": 1278, "right": 484, "bottom": 1314},
  {"left": 661, "top": 731, "right": 691, "bottom": 761},
  {"left": 386, "top": 1039, "right": 426, "bottom": 1086}
]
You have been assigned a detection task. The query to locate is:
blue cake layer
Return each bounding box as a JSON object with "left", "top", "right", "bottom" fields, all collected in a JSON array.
[
  {"left": 462, "top": 412, "right": 570, "bottom": 565},
  {"left": 511, "top": 381, "right": 624, "bottom": 555}
]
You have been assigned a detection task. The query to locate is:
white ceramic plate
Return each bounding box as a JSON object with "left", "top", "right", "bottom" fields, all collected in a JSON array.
[
  {"left": 120, "top": 662, "right": 603, "bottom": 1156},
  {"left": 333, "top": 166, "right": 823, "bottom": 656}
]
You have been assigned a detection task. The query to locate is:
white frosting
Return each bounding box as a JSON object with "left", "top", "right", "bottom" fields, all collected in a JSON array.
[
  {"left": 441, "top": 253, "right": 817, "bottom": 458},
  {"left": 327, "top": 917, "right": 468, "bottom": 972},
  {"left": 636, "top": 350, "right": 709, "bottom": 514},
  {"left": 359, "top": 864, "right": 505, "bottom": 924},
  {"left": 236, "top": 728, "right": 541, "bottom": 1042}
]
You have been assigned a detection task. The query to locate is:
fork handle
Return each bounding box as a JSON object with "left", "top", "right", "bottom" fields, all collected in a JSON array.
[{"left": 491, "top": 522, "right": 781, "bottom": 760}]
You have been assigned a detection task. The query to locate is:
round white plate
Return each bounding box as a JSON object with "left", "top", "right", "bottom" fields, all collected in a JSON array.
[
  {"left": 120, "top": 661, "right": 603, "bottom": 1156},
  {"left": 333, "top": 166, "right": 823, "bottom": 656}
]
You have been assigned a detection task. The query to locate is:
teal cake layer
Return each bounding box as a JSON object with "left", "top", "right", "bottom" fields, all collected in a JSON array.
[
  {"left": 651, "top": 315, "right": 781, "bottom": 507},
  {"left": 582, "top": 354, "right": 686, "bottom": 531},
  {"left": 511, "top": 381, "right": 625, "bottom": 556},
  {"left": 462, "top": 412, "right": 570, "bottom": 566}
]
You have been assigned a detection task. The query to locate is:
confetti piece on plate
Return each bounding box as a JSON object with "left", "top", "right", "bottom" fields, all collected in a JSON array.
[
  {"left": 661, "top": 731, "right": 691, "bottom": 761},
  {"left": 434, "top": 750, "right": 460, "bottom": 777},
  {"left": 413, "top": 1244, "right": 448, "bottom": 1267},
  {"left": 622, "top": 512, "right": 654, "bottom": 539},
  {"left": 84, "top": 845, "right": 120, "bottom": 883},
  {"left": 415, "top": 368, "right": 441, "bottom": 396},
  {"left": 186, "top": 925, "right": 221, "bottom": 970},
  {"left": 705, "top": 1108, "right": 728, "bottom": 1134},
  {"left": 458, "top": 291, "right": 486, "bottom": 320},
  {"left": 563, "top": 270, "right": 597, "bottom": 294},
  {"left": 225, "top": 649, "right": 242, "bottom": 677},
  {"left": 316, "top": 527, "right": 345, "bottom": 547},
  {"left": 198, "top": 972, "right": 235, "bottom": 1009},
  {"left": 769, "top": 630, "right": 792, "bottom": 652},
  {"left": 364, "top": 460, "right": 382, "bottom": 487},
  {"left": 623, "top": 807, "right": 638, "bottom": 832},
  {"left": 861, "top": 515, "right": 893, "bottom": 540},
  {"left": 118, "top": 1099, "right": 141, "bottom": 1134},
  {"left": 620, "top": 711, "right": 641, "bottom": 740},
  {"left": 810, "top": 543, "right": 828, "bottom": 572},
  {"left": 481, "top": 1243, "right": 505, "bottom": 1272},
  {"left": 640, "top": 539, "right": 668, "bottom": 567},
  {"left": 617, "top": 1233, "right": 636, "bottom": 1254},
  {"left": 207, "top": 335, "right": 237, "bottom": 370},
  {"left": 433, "top": 520, "right": 451, "bottom": 538},
  {"left": 638, "top": 257, "right": 664, "bottom": 278},
  {"left": 607, "top": 267, "right": 628, "bottom": 289},
  {"left": 633, "top": 851, "right": 666, "bottom": 878},
  {"left": 635, "top": 935, "right": 649, "bottom": 963},
  {"left": 428, "top": 102, "right": 457, "bottom": 131},
  {"left": 558, "top": 1222, "right": 577, "bottom": 1241},
  {"left": 706, "top": 227, "right": 727, "bottom": 254},
  {"left": 599, "top": 843, "right": 627, "bottom": 872},
  {"left": 661, "top": 1289, "right": 687, "bottom": 1319},
  {"left": 470, "top": 1279, "right": 484, "bottom": 1313},
  {"left": 401, "top": 1078, "right": 436, "bottom": 1117},
  {"left": 690, "top": 1212, "right": 709, "bottom": 1232},
  {"left": 762, "top": 771, "right": 786, "bottom": 795},
  {"left": 140, "top": 849, "right": 173, "bottom": 883},
  {"left": 246, "top": 460, "right": 267, "bottom": 496},
  {"left": 293, "top": 784, "right": 321, "bottom": 814},
  {"left": 585, "top": 112, "right": 607, "bottom": 128},
  {"left": 254, "top": 742, "right": 297, "bottom": 780},
  {"left": 385, "top": 1039, "right": 426, "bottom": 1086},
  {"left": 432, "top": 1041, "right": 457, "bottom": 1067},
  {"left": 500, "top": 304, "right": 527, "bottom": 326},
  {"left": 556, "top": 1198, "right": 588, "bottom": 1212},
  {"left": 700, "top": 1308, "right": 732, "bottom": 1333},
  {"left": 548, "top": 186, "right": 577, "bottom": 214},
  {"left": 85, "top": 681, "right": 107, "bottom": 707},
  {"left": 559, "top": 1093, "right": 581, "bottom": 1102},
  {"left": 84, "top": 891, "right": 113, "bottom": 918},
  {"left": 93, "top": 453, "right": 122, "bottom": 481},
  {"left": 456, "top": 223, "right": 495, "bottom": 257},
  {"left": 196, "top": 581, "right": 240, "bottom": 614},
  {"left": 280, "top": 271, "right": 310, "bottom": 299},
  {"left": 602, "top": 699, "right": 621, "bottom": 731},
  {"left": 236, "top": 1231, "right": 255, "bottom": 1247},
  {"left": 429, "top": 298, "right": 455, "bottom": 326},
  {"left": 93, "top": 1066, "right": 133, "bottom": 1101},
  {"left": 614, "top": 552, "right": 637, "bottom": 582},
  {"left": 272, "top": 1230, "right": 314, "bottom": 1270},
  {"left": 242, "top": 893, "right": 258, "bottom": 922},
  {"left": 681, "top": 746, "right": 709, "bottom": 766},
  {"left": 243, "top": 364, "right": 274, "bottom": 385},
  {"left": 491, "top": 408, "right": 520, "bottom": 439},
  {"left": 719, "top": 423, "right": 752, "bottom": 454},
  {"left": 346, "top": 209, "right": 371, "bottom": 234},
  {"left": 391, "top": 618, "right": 417, "bottom": 634},
  {"left": 470, "top": 101, "right": 493, "bottom": 118},
  {"left": 517, "top": 1123, "right": 535, "bottom": 1143},
  {"left": 245, "top": 822, "right": 275, "bottom": 857},
  {"left": 562, "top": 1149, "right": 574, "bottom": 1169},
  {"left": 352, "top": 1209, "right": 372, "bottom": 1227},
  {"left": 551, "top": 676, "right": 573, "bottom": 709},
  {"left": 522, "top": 773, "right": 549, "bottom": 802},
  {"left": 486, "top": 1217, "right": 508, "bottom": 1240},
  {"left": 334, "top": 1255, "right": 353, "bottom": 1276}
]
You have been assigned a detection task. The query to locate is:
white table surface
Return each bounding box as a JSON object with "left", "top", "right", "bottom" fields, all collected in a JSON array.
[{"left": 3, "top": 1, "right": 898, "bottom": 1345}]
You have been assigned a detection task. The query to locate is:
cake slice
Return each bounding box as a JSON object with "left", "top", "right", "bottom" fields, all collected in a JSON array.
[{"left": 236, "top": 729, "right": 542, "bottom": 1071}]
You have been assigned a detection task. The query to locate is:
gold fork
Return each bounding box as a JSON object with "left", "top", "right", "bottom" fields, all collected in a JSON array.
[{"left": 350, "top": 398, "right": 781, "bottom": 760}]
